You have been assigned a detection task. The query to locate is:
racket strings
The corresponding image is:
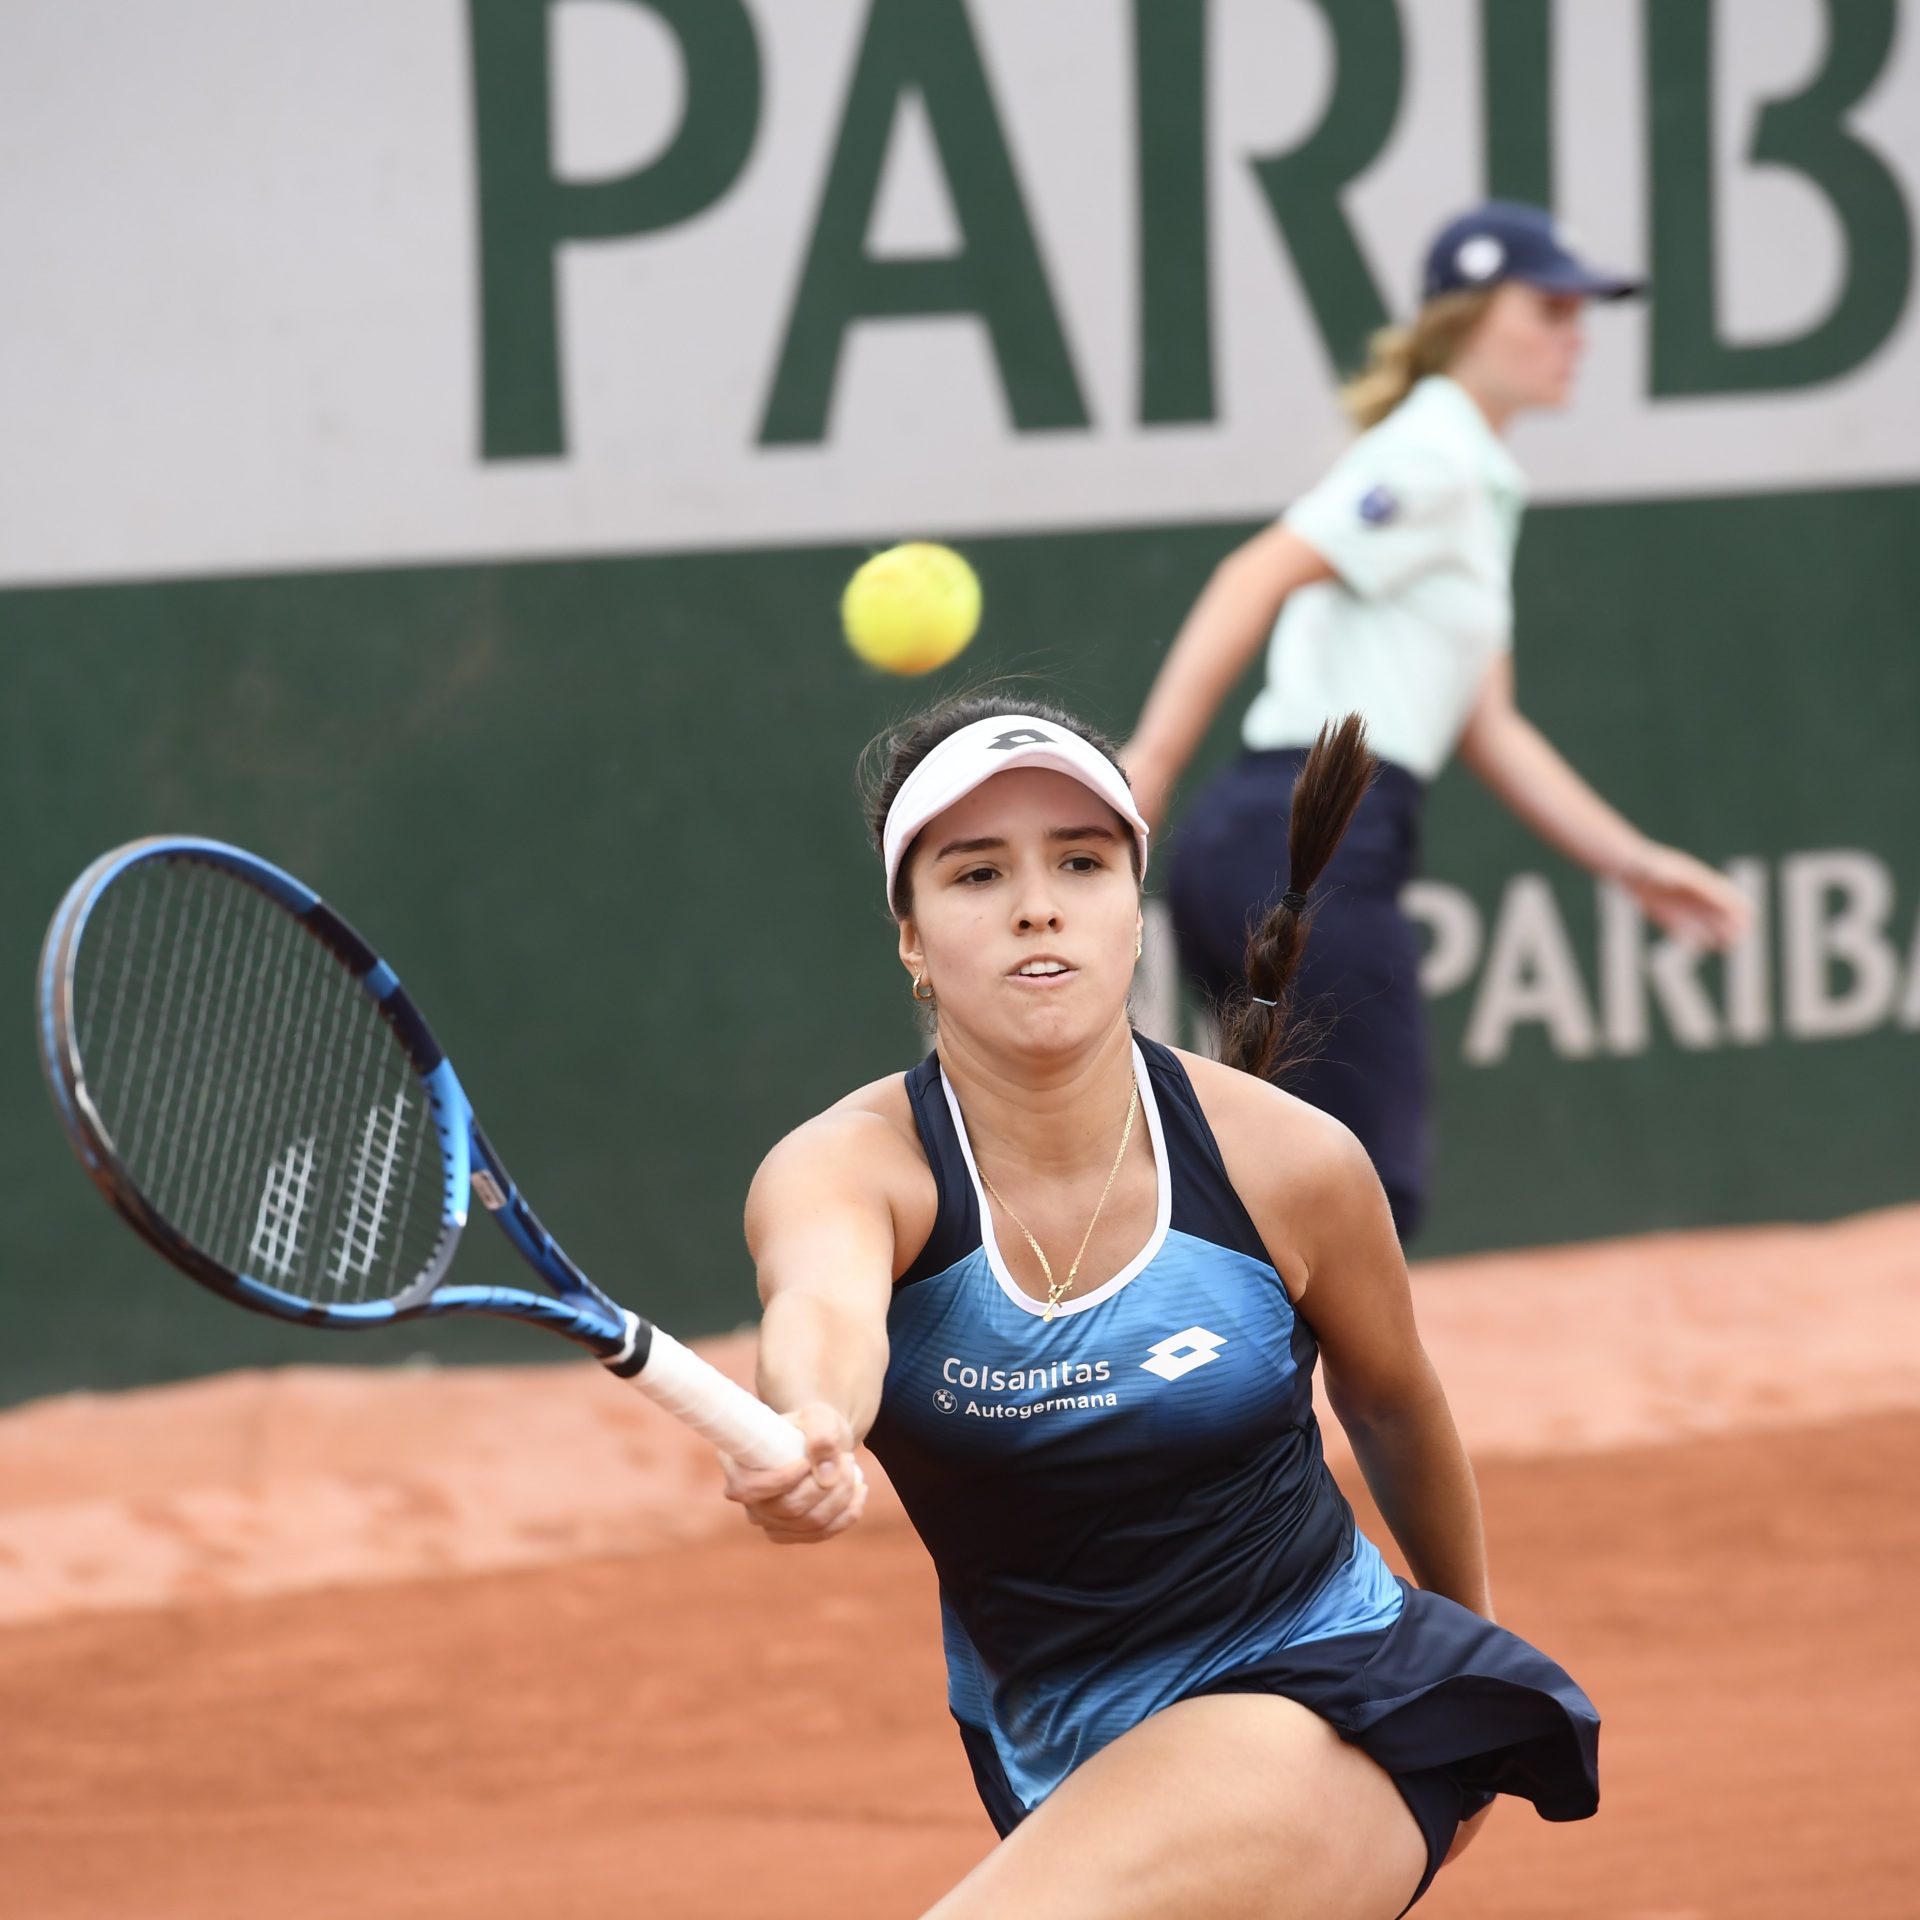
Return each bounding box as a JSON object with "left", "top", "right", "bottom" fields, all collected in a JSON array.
[{"left": 70, "top": 860, "right": 447, "bottom": 1305}]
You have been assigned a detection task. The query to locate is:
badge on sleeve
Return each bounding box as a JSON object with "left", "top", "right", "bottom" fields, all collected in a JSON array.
[{"left": 1358, "top": 485, "right": 1399, "bottom": 526}]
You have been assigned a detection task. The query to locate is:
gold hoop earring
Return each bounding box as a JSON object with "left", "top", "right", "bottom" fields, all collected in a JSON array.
[
  {"left": 912, "top": 974, "right": 936, "bottom": 1003},
  {"left": 1135, "top": 934, "right": 1144, "bottom": 960}
]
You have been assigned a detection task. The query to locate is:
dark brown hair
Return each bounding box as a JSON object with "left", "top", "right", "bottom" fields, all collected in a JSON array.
[
  {"left": 860, "top": 688, "right": 1138, "bottom": 918},
  {"left": 1216, "top": 715, "right": 1378, "bottom": 1084}
]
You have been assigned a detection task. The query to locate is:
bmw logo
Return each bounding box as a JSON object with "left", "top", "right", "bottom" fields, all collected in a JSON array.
[{"left": 934, "top": 1387, "right": 958, "bottom": 1414}]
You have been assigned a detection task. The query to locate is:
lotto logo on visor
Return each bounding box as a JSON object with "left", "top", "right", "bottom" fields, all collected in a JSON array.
[{"left": 1140, "top": 1326, "right": 1227, "bottom": 1382}]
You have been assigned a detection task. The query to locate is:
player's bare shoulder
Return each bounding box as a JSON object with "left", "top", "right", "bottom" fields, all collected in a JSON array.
[
  {"left": 747, "top": 1072, "right": 937, "bottom": 1278},
  {"left": 1170, "top": 1048, "right": 1380, "bottom": 1296},
  {"left": 1173, "top": 1047, "right": 1371, "bottom": 1179},
  {"left": 754, "top": 1071, "right": 928, "bottom": 1184}
]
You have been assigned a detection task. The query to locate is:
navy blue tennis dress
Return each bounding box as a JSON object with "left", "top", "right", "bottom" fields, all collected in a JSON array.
[{"left": 863, "top": 1034, "right": 1598, "bottom": 1910}]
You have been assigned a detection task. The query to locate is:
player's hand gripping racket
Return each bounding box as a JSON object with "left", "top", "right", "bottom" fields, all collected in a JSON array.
[{"left": 35, "top": 837, "right": 805, "bottom": 1469}]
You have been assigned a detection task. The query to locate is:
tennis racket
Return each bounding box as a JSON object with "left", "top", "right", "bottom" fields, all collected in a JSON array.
[{"left": 35, "top": 836, "right": 804, "bottom": 1469}]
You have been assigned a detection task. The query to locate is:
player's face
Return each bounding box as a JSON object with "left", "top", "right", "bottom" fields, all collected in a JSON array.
[
  {"left": 898, "top": 768, "right": 1143, "bottom": 1059},
  {"left": 1462, "top": 283, "right": 1588, "bottom": 412}
]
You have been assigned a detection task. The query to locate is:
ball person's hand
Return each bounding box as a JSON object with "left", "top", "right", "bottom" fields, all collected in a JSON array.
[
  {"left": 722, "top": 1401, "right": 868, "bottom": 1546},
  {"left": 1621, "top": 843, "right": 1752, "bottom": 949}
]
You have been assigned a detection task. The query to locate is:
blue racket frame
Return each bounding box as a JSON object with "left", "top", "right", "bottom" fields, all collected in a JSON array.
[{"left": 37, "top": 836, "right": 649, "bottom": 1368}]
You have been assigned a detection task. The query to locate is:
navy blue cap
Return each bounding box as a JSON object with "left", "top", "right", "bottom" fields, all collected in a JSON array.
[{"left": 1422, "top": 201, "right": 1643, "bottom": 303}]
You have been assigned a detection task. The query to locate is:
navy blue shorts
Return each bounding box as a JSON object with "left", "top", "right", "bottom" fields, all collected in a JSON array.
[
  {"left": 1167, "top": 749, "right": 1431, "bottom": 1239},
  {"left": 953, "top": 1582, "right": 1600, "bottom": 1913}
]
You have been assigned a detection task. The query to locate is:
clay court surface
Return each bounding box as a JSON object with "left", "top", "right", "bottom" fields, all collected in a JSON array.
[{"left": 4, "top": 1207, "right": 1917, "bottom": 1919}]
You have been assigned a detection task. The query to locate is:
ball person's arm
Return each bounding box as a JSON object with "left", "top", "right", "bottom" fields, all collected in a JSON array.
[
  {"left": 1457, "top": 654, "right": 1750, "bottom": 947},
  {"left": 1122, "top": 525, "right": 1335, "bottom": 831},
  {"left": 729, "top": 1111, "right": 906, "bottom": 1545}
]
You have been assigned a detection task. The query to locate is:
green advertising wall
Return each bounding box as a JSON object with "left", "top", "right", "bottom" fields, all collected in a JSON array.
[
  {"left": 3, "top": 481, "right": 1916, "bottom": 1404},
  {"left": 3, "top": 0, "right": 1918, "bottom": 1404}
]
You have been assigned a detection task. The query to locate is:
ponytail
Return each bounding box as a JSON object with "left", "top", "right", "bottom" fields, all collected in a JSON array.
[
  {"left": 1217, "top": 716, "right": 1378, "bottom": 1085},
  {"left": 1338, "top": 289, "right": 1497, "bottom": 430}
]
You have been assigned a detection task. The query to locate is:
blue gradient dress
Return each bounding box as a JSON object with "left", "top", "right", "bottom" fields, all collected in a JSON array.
[{"left": 863, "top": 1035, "right": 1599, "bottom": 1907}]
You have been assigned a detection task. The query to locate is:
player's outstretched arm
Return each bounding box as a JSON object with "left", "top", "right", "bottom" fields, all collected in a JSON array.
[{"left": 728, "top": 1109, "right": 913, "bottom": 1545}]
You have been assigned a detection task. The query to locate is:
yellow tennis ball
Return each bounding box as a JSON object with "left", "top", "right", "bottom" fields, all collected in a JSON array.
[{"left": 841, "top": 542, "right": 981, "bottom": 677}]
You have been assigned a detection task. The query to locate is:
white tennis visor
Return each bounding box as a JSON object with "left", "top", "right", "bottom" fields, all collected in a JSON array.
[{"left": 881, "top": 714, "right": 1151, "bottom": 907}]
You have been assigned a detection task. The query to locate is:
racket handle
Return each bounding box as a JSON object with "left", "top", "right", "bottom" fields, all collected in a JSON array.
[{"left": 620, "top": 1325, "right": 807, "bottom": 1469}]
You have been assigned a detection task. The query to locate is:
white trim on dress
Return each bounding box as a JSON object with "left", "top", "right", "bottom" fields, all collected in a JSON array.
[{"left": 938, "top": 1041, "right": 1172, "bottom": 1319}]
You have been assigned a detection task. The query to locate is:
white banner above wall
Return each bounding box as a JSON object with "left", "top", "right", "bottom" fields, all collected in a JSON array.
[{"left": 2, "top": 0, "right": 1915, "bottom": 587}]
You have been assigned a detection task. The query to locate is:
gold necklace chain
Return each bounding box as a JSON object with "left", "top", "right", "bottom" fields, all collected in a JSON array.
[{"left": 978, "top": 1075, "right": 1140, "bottom": 1324}]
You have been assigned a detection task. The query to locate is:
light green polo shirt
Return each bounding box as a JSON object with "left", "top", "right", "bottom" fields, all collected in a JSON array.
[{"left": 1241, "top": 375, "right": 1528, "bottom": 781}]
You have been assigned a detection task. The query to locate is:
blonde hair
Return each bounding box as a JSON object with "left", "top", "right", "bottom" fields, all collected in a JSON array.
[{"left": 1338, "top": 290, "right": 1497, "bottom": 430}]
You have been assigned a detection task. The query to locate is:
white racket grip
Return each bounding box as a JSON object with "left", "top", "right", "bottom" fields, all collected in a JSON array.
[{"left": 626, "top": 1326, "right": 807, "bottom": 1469}]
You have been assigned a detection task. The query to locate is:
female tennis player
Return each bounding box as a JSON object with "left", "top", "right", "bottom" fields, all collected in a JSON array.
[
  {"left": 725, "top": 692, "right": 1598, "bottom": 1918},
  {"left": 1123, "top": 201, "right": 1750, "bottom": 1239}
]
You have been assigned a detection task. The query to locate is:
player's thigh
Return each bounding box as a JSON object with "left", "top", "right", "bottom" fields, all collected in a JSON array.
[{"left": 922, "top": 1692, "right": 1429, "bottom": 1920}]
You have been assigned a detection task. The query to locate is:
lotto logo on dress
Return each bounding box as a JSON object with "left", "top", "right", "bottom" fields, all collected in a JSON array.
[{"left": 1140, "top": 1328, "right": 1228, "bottom": 1382}]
